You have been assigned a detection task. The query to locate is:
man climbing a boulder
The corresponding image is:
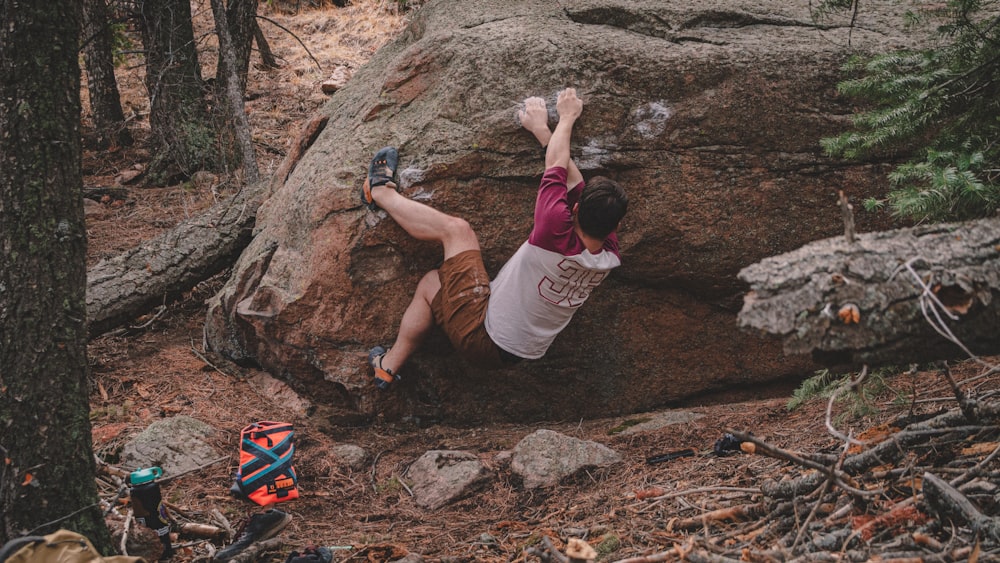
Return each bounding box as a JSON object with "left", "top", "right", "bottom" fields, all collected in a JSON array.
[{"left": 360, "top": 87, "right": 628, "bottom": 389}]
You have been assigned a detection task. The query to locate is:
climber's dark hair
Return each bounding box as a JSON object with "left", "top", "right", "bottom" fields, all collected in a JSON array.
[{"left": 577, "top": 176, "right": 627, "bottom": 239}]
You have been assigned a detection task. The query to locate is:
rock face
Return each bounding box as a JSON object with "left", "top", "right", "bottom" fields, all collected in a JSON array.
[{"left": 205, "top": 0, "right": 926, "bottom": 423}]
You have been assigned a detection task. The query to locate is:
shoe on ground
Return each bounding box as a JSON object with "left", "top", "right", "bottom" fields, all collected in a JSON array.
[
  {"left": 284, "top": 546, "right": 332, "bottom": 563},
  {"left": 214, "top": 508, "right": 292, "bottom": 562}
]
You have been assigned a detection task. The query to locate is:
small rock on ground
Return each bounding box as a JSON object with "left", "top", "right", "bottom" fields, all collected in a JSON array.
[
  {"left": 120, "top": 415, "right": 219, "bottom": 476},
  {"left": 511, "top": 429, "right": 622, "bottom": 489},
  {"left": 407, "top": 450, "right": 490, "bottom": 510}
]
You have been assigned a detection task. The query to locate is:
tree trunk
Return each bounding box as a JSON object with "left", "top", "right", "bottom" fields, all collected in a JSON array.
[
  {"left": 138, "top": 0, "right": 229, "bottom": 183},
  {"left": 0, "top": 0, "right": 111, "bottom": 551},
  {"left": 87, "top": 114, "right": 328, "bottom": 337},
  {"left": 81, "top": 0, "right": 132, "bottom": 149},
  {"left": 738, "top": 216, "right": 1000, "bottom": 368},
  {"left": 211, "top": 0, "right": 260, "bottom": 184},
  {"left": 216, "top": 0, "right": 259, "bottom": 93},
  {"left": 253, "top": 20, "right": 280, "bottom": 69}
]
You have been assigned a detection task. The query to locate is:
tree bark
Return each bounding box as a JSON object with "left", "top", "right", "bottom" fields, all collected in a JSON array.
[
  {"left": 211, "top": 0, "right": 260, "bottom": 184},
  {"left": 922, "top": 472, "right": 1000, "bottom": 543},
  {"left": 0, "top": 0, "right": 111, "bottom": 551},
  {"left": 138, "top": 0, "right": 229, "bottom": 183},
  {"left": 86, "top": 114, "right": 328, "bottom": 338},
  {"left": 253, "top": 20, "right": 280, "bottom": 69},
  {"left": 216, "top": 0, "right": 259, "bottom": 93},
  {"left": 86, "top": 182, "right": 260, "bottom": 337},
  {"left": 738, "top": 216, "right": 1000, "bottom": 368},
  {"left": 81, "top": 0, "right": 132, "bottom": 149}
]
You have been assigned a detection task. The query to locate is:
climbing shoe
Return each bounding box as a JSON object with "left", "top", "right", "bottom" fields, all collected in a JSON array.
[
  {"left": 368, "top": 345, "right": 400, "bottom": 390},
  {"left": 214, "top": 509, "right": 292, "bottom": 562},
  {"left": 360, "top": 146, "right": 399, "bottom": 211},
  {"left": 284, "top": 546, "right": 332, "bottom": 563}
]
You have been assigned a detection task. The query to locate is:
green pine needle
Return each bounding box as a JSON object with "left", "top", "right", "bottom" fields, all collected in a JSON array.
[{"left": 817, "top": 1, "right": 1000, "bottom": 222}]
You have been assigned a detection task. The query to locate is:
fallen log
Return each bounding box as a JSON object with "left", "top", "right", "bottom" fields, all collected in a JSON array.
[
  {"left": 86, "top": 183, "right": 260, "bottom": 337},
  {"left": 86, "top": 115, "right": 328, "bottom": 337},
  {"left": 738, "top": 215, "right": 1000, "bottom": 367}
]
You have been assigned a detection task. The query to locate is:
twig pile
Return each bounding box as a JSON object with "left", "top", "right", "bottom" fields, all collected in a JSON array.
[{"left": 610, "top": 366, "right": 1000, "bottom": 563}]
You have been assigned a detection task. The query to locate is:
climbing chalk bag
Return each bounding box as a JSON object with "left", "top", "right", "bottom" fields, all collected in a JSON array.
[{"left": 231, "top": 421, "right": 299, "bottom": 506}]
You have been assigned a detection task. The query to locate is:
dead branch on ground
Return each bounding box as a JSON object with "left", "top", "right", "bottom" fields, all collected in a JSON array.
[{"left": 626, "top": 393, "right": 1000, "bottom": 561}]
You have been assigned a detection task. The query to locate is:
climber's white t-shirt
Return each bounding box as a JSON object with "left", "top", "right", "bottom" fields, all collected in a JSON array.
[{"left": 484, "top": 166, "right": 621, "bottom": 359}]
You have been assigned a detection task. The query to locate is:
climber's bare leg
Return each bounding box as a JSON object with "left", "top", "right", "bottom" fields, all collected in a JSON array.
[{"left": 370, "top": 185, "right": 479, "bottom": 260}]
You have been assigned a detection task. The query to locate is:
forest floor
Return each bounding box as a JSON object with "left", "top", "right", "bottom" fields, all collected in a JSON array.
[{"left": 82, "top": 2, "right": 1000, "bottom": 562}]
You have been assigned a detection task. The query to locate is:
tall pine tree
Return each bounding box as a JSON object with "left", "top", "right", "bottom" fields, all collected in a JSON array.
[
  {"left": 0, "top": 0, "right": 111, "bottom": 551},
  {"left": 819, "top": 0, "right": 1000, "bottom": 222}
]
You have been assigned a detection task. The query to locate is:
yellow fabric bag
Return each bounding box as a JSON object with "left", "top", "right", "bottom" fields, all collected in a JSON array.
[{"left": 1, "top": 530, "right": 143, "bottom": 563}]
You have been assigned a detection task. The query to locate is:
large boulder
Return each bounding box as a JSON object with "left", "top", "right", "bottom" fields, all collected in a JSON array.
[{"left": 205, "top": 0, "right": 927, "bottom": 423}]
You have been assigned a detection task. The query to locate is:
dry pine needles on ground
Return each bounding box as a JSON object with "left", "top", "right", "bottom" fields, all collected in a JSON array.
[{"left": 81, "top": 2, "right": 1000, "bottom": 561}]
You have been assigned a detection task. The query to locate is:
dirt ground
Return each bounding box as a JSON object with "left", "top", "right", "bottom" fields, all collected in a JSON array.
[{"left": 82, "top": 3, "right": 1000, "bottom": 561}]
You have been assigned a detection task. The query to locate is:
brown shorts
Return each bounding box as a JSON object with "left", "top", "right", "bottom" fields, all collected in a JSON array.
[{"left": 430, "top": 249, "right": 504, "bottom": 368}]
